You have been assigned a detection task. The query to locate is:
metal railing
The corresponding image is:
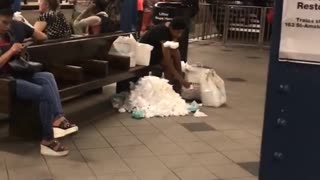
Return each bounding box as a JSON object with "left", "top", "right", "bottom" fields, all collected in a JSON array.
[
  {"left": 190, "top": 1, "right": 273, "bottom": 47},
  {"left": 189, "top": 1, "right": 222, "bottom": 41},
  {"left": 222, "top": 5, "right": 272, "bottom": 46}
]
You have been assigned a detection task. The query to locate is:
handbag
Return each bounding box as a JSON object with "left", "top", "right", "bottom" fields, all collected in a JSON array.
[
  {"left": 7, "top": 48, "right": 43, "bottom": 75},
  {"left": 8, "top": 51, "right": 30, "bottom": 72},
  {"left": 5, "top": 34, "right": 42, "bottom": 75}
]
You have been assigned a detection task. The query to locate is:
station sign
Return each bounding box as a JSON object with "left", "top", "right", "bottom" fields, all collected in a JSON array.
[{"left": 280, "top": 0, "right": 320, "bottom": 64}]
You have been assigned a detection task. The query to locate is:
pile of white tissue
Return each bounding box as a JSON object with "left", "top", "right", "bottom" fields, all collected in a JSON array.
[{"left": 127, "top": 76, "right": 189, "bottom": 118}]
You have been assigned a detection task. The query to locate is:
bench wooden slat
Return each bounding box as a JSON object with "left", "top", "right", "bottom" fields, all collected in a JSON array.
[{"left": 59, "top": 65, "right": 152, "bottom": 99}]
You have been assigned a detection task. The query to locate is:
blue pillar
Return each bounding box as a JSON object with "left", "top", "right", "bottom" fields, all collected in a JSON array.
[
  {"left": 12, "top": 0, "right": 22, "bottom": 12},
  {"left": 260, "top": 0, "right": 320, "bottom": 179},
  {"left": 120, "top": 0, "right": 137, "bottom": 32}
]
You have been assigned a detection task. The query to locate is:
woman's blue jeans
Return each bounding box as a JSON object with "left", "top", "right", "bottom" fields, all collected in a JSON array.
[{"left": 15, "top": 72, "right": 63, "bottom": 140}]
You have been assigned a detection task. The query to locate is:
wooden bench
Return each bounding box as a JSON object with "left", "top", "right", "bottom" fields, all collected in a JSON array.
[{"left": 0, "top": 33, "right": 155, "bottom": 139}]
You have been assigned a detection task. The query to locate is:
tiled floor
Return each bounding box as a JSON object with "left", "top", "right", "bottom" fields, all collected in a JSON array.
[{"left": 0, "top": 41, "right": 268, "bottom": 180}]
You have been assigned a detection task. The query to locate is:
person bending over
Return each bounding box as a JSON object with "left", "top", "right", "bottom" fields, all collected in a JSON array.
[
  {"left": 34, "top": 0, "right": 72, "bottom": 39},
  {"left": 73, "top": 0, "right": 118, "bottom": 35},
  {"left": 140, "top": 17, "right": 191, "bottom": 93},
  {"left": 73, "top": 4, "right": 117, "bottom": 35},
  {"left": 0, "top": 1, "right": 78, "bottom": 156}
]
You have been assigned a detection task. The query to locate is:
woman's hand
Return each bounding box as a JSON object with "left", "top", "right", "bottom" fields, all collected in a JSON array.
[{"left": 9, "top": 43, "right": 25, "bottom": 55}]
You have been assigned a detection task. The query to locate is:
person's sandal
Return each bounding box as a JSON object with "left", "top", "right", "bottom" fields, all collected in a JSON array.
[
  {"left": 53, "top": 119, "right": 79, "bottom": 138},
  {"left": 40, "top": 140, "right": 69, "bottom": 156}
]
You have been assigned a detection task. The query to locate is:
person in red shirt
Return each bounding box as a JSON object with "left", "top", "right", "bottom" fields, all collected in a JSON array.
[
  {"left": 267, "top": 8, "right": 274, "bottom": 24},
  {"left": 265, "top": 7, "right": 274, "bottom": 40},
  {"left": 137, "top": 0, "right": 144, "bottom": 37},
  {"left": 141, "top": 0, "right": 159, "bottom": 32}
]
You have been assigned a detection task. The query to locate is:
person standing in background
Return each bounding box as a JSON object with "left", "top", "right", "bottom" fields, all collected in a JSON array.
[
  {"left": 137, "top": 0, "right": 144, "bottom": 37},
  {"left": 141, "top": 0, "right": 158, "bottom": 33},
  {"left": 120, "top": 0, "right": 137, "bottom": 32},
  {"left": 34, "top": 0, "right": 72, "bottom": 39},
  {"left": 12, "top": 0, "right": 21, "bottom": 12}
]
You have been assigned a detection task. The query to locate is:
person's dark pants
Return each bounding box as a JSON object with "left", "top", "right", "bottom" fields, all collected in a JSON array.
[
  {"left": 15, "top": 72, "right": 63, "bottom": 140},
  {"left": 137, "top": 11, "right": 144, "bottom": 38},
  {"left": 12, "top": 0, "right": 21, "bottom": 12}
]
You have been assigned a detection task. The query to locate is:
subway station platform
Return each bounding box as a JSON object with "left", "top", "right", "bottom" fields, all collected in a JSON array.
[{"left": 0, "top": 41, "right": 269, "bottom": 180}]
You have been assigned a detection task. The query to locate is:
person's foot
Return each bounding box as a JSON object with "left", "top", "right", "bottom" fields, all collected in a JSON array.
[
  {"left": 40, "top": 140, "right": 69, "bottom": 156},
  {"left": 53, "top": 118, "right": 79, "bottom": 138}
]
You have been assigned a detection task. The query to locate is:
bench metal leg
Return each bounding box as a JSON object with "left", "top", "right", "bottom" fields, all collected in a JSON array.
[{"left": 116, "top": 77, "right": 140, "bottom": 93}]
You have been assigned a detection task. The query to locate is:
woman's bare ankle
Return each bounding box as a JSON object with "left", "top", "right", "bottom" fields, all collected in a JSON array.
[
  {"left": 41, "top": 139, "right": 53, "bottom": 145},
  {"left": 52, "top": 116, "right": 65, "bottom": 127}
]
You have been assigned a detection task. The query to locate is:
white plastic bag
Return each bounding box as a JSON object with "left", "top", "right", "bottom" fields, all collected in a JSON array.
[
  {"left": 181, "top": 83, "right": 201, "bottom": 100},
  {"left": 200, "top": 69, "right": 227, "bottom": 107},
  {"left": 109, "top": 34, "right": 137, "bottom": 67},
  {"left": 182, "top": 62, "right": 209, "bottom": 84},
  {"left": 13, "top": 12, "right": 33, "bottom": 28},
  {"left": 135, "top": 43, "right": 154, "bottom": 66}
]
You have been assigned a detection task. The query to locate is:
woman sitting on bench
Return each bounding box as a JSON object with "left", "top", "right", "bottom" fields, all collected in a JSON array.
[
  {"left": 34, "top": 0, "right": 72, "bottom": 39},
  {"left": 0, "top": 1, "right": 78, "bottom": 156},
  {"left": 73, "top": 0, "right": 118, "bottom": 35}
]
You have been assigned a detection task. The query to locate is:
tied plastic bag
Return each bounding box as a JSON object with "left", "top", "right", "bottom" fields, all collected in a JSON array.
[
  {"left": 187, "top": 101, "right": 200, "bottom": 113},
  {"left": 111, "top": 92, "right": 129, "bottom": 109},
  {"left": 181, "top": 83, "right": 201, "bottom": 101},
  {"left": 132, "top": 109, "right": 145, "bottom": 119},
  {"left": 109, "top": 34, "right": 137, "bottom": 67},
  {"left": 182, "top": 62, "right": 209, "bottom": 84},
  {"left": 200, "top": 69, "right": 227, "bottom": 107},
  {"left": 135, "top": 43, "right": 154, "bottom": 66}
]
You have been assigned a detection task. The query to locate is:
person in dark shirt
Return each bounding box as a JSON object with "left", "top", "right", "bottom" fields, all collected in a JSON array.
[
  {"left": 34, "top": 0, "right": 72, "bottom": 39},
  {"left": 140, "top": 17, "right": 191, "bottom": 93},
  {"left": 0, "top": 0, "right": 78, "bottom": 156}
]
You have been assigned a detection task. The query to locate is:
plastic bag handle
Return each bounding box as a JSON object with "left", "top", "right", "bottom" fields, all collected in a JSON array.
[{"left": 190, "top": 62, "right": 203, "bottom": 68}]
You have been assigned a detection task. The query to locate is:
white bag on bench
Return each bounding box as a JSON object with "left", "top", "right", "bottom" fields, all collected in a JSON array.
[
  {"left": 109, "top": 34, "right": 137, "bottom": 67},
  {"left": 135, "top": 43, "right": 153, "bottom": 66}
]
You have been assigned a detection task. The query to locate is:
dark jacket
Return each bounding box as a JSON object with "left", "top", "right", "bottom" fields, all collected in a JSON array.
[{"left": 182, "top": 0, "right": 199, "bottom": 17}]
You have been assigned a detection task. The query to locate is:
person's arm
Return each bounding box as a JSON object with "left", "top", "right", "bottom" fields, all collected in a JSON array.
[
  {"left": 22, "top": 21, "right": 48, "bottom": 42},
  {"left": 32, "top": 29, "right": 48, "bottom": 42},
  {"left": 161, "top": 44, "right": 185, "bottom": 84},
  {"left": 74, "top": 4, "right": 96, "bottom": 24},
  {"left": 34, "top": 21, "right": 47, "bottom": 33},
  {"left": 0, "top": 44, "right": 24, "bottom": 68}
]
